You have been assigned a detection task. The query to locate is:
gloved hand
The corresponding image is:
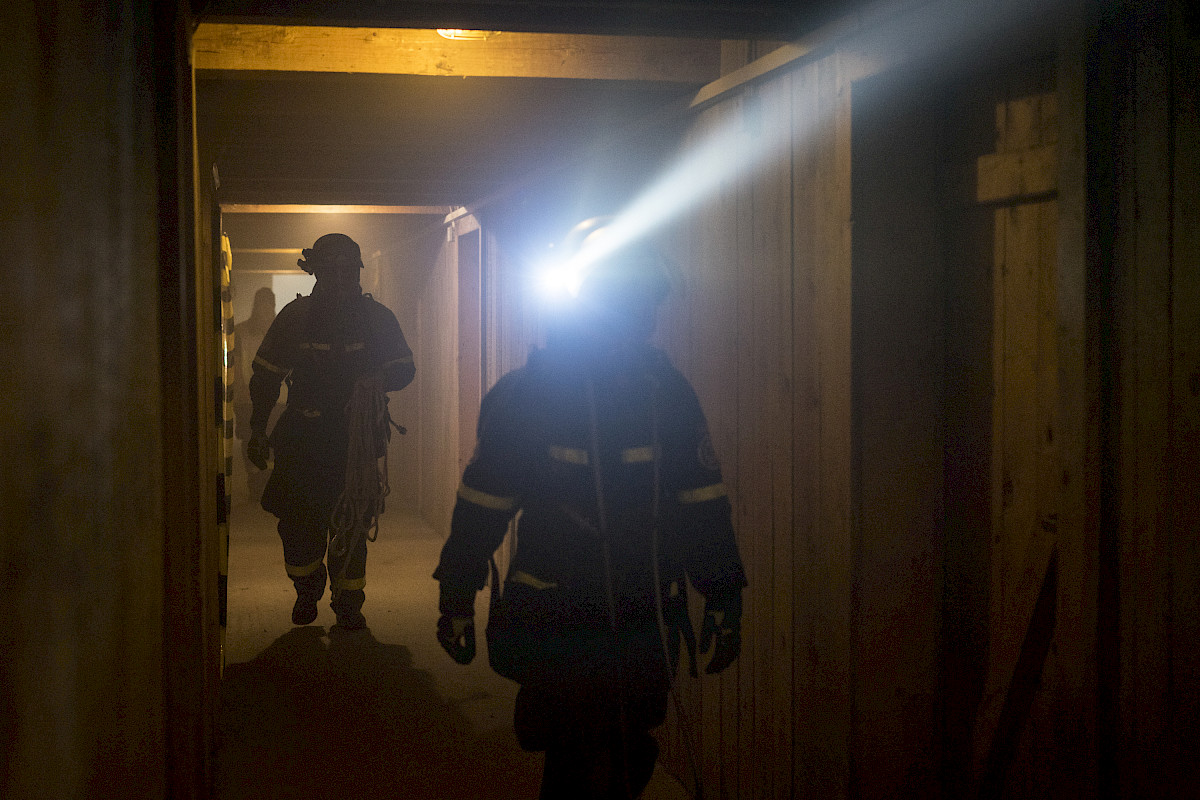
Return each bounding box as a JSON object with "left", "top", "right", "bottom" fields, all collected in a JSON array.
[
  {"left": 437, "top": 615, "right": 476, "bottom": 664},
  {"left": 352, "top": 370, "right": 386, "bottom": 398},
  {"left": 247, "top": 431, "right": 271, "bottom": 471},
  {"left": 699, "top": 589, "right": 743, "bottom": 675}
]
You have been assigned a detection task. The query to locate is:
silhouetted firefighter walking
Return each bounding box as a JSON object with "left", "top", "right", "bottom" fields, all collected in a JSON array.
[
  {"left": 434, "top": 220, "right": 746, "bottom": 799},
  {"left": 247, "top": 233, "right": 415, "bottom": 630}
]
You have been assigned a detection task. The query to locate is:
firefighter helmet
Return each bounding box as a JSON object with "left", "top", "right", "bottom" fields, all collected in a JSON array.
[
  {"left": 297, "top": 233, "right": 364, "bottom": 274},
  {"left": 565, "top": 217, "right": 669, "bottom": 307}
]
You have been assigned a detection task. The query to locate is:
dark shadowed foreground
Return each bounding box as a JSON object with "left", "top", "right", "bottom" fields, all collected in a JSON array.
[
  {"left": 217, "top": 626, "right": 540, "bottom": 799},
  {"left": 215, "top": 502, "right": 688, "bottom": 799}
]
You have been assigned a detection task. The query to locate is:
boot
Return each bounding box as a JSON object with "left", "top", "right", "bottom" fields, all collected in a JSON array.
[
  {"left": 291, "top": 563, "right": 327, "bottom": 625},
  {"left": 331, "top": 588, "right": 366, "bottom": 630}
]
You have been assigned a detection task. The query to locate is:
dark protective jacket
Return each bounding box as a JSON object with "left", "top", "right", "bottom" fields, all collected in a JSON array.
[
  {"left": 249, "top": 286, "right": 414, "bottom": 517},
  {"left": 434, "top": 341, "right": 746, "bottom": 688}
]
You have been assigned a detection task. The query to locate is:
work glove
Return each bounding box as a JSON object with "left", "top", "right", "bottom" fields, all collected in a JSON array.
[
  {"left": 247, "top": 431, "right": 271, "bottom": 471},
  {"left": 437, "top": 615, "right": 476, "bottom": 664},
  {"left": 352, "top": 370, "right": 386, "bottom": 400},
  {"left": 698, "top": 589, "right": 743, "bottom": 675}
]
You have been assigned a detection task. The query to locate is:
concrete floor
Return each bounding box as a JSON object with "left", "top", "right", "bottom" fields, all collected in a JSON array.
[{"left": 216, "top": 497, "right": 691, "bottom": 800}]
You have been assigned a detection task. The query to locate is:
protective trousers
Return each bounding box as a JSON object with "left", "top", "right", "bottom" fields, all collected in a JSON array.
[
  {"left": 278, "top": 507, "right": 367, "bottom": 622},
  {"left": 516, "top": 684, "right": 665, "bottom": 800}
]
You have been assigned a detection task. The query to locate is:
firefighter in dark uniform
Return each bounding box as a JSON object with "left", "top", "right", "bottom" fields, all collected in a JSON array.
[
  {"left": 247, "top": 233, "right": 415, "bottom": 630},
  {"left": 433, "top": 221, "right": 746, "bottom": 799}
]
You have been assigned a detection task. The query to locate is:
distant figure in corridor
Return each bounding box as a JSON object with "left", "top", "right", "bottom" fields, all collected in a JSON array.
[
  {"left": 233, "top": 286, "right": 282, "bottom": 503},
  {"left": 433, "top": 220, "right": 746, "bottom": 799},
  {"left": 247, "top": 233, "right": 415, "bottom": 630}
]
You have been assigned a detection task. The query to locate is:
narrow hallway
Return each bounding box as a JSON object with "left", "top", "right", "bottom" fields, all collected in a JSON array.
[{"left": 216, "top": 499, "right": 690, "bottom": 799}]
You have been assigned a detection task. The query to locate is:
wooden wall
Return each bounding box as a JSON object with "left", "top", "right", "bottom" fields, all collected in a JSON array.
[
  {"left": 654, "top": 49, "right": 856, "bottom": 800},
  {"left": 1166, "top": 7, "right": 1200, "bottom": 794},
  {"left": 643, "top": 0, "right": 1194, "bottom": 797},
  {"left": 379, "top": 218, "right": 462, "bottom": 533},
  {"left": 1096, "top": 2, "right": 1200, "bottom": 796},
  {"left": 850, "top": 66, "right": 948, "bottom": 798},
  {"left": 374, "top": 221, "right": 442, "bottom": 517},
  {"left": 1, "top": 1, "right": 211, "bottom": 798}
]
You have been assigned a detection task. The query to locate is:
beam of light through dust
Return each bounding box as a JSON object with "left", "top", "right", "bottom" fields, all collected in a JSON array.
[
  {"left": 601, "top": 92, "right": 799, "bottom": 258},
  {"left": 533, "top": 90, "right": 803, "bottom": 304},
  {"left": 548, "top": 0, "right": 1068, "bottom": 282}
]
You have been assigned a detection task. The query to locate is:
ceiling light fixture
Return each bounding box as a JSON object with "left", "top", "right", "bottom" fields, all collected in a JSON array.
[{"left": 436, "top": 29, "right": 502, "bottom": 41}]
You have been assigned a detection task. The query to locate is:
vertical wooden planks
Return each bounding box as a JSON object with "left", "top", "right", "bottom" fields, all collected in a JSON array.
[
  {"left": 763, "top": 72, "right": 797, "bottom": 800},
  {"left": 457, "top": 226, "right": 483, "bottom": 477},
  {"left": 790, "top": 57, "right": 818, "bottom": 798},
  {"left": 968, "top": 87, "right": 1063, "bottom": 793},
  {"left": 413, "top": 234, "right": 460, "bottom": 532},
  {"left": 655, "top": 97, "right": 748, "bottom": 797},
  {"left": 829, "top": 54, "right": 856, "bottom": 800},
  {"left": 980, "top": 198, "right": 1058, "bottom": 782},
  {"left": 1120, "top": 2, "right": 1174, "bottom": 794},
  {"left": 795, "top": 51, "right": 855, "bottom": 800},
  {"left": 1046, "top": 12, "right": 1098, "bottom": 795},
  {"left": 1169, "top": 4, "right": 1200, "bottom": 794},
  {"left": 990, "top": 197, "right": 1061, "bottom": 799},
  {"left": 707, "top": 105, "right": 745, "bottom": 800},
  {"left": 848, "top": 64, "right": 947, "bottom": 799},
  {"left": 735, "top": 85, "right": 765, "bottom": 800},
  {"left": 792, "top": 51, "right": 859, "bottom": 800}
]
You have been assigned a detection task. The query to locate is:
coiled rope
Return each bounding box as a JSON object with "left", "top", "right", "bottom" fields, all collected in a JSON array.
[{"left": 329, "top": 379, "right": 402, "bottom": 563}]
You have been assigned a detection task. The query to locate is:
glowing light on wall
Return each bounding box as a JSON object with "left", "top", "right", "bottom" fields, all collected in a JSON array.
[{"left": 436, "top": 29, "right": 502, "bottom": 41}]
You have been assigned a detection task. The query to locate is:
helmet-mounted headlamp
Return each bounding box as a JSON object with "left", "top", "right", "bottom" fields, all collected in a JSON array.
[{"left": 572, "top": 218, "right": 668, "bottom": 305}]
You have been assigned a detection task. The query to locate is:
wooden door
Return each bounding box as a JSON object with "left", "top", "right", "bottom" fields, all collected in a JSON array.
[{"left": 971, "top": 88, "right": 1063, "bottom": 799}]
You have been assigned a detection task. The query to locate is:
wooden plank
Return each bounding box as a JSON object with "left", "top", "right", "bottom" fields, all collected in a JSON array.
[
  {"left": 1045, "top": 12, "right": 1099, "bottom": 796},
  {"left": 222, "top": 204, "right": 451, "bottom": 214},
  {"left": 942, "top": 191, "right": 997, "bottom": 798},
  {"left": 193, "top": 23, "right": 720, "bottom": 83},
  {"left": 657, "top": 99, "right": 744, "bottom": 799},
  {"left": 975, "top": 144, "right": 1058, "bottom": 203},
  {"left": 978, "top": 549, "right": 1059, "bottom": 800},
  {"left": 412, "top": 238, "right": 460, "bottom": 531},
  {"left": 1120, "top": 4, "right": 1174, "bottom": 793},
  {"left": 702, "top": 109, "right": 744, "bottom": 800},
  {"left": 457, "top": 227, "right": 482, "bottom": 476},
  {"left": 849, "top": 63, "right": 947, "bottom": 799},
  {"left": 687, "top": 0, "right": 960, "bottom": 112},
  {"left": 790, "top": 58, "right": 820, "bottom": 799},
  {"left": 724, "top": 89, "right": 759, "bottom": 800},
  {"left": 1170, "top": 7, "right": 1200, "bottom": 796},
  {"left": 976, "top": 200, "right": 1061, "bottom": 781},
  {"left": 995, "top": 198, "right": 1062, "bottom": 800},
  {"left": 753, "top": 73, "right": 796, "bottom": 800},
  {"left": 799, "top": 51, "right": 854, "bottom": 800}
]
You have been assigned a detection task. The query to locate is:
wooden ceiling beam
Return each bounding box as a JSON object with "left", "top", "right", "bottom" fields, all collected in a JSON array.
[
  {"left": 193, "top": 23, "right": 721, "bottom": 83},
  {"left": 197, "top": 0, "right": 827, "bottom": 39},
  {"left": 222, "top": 204, "right": 453, "bottom": 214}
]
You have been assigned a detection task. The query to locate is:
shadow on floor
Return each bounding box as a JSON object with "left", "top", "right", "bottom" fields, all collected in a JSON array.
[{"left": 215, "top": 625, "right": 542, "bottom": 800}]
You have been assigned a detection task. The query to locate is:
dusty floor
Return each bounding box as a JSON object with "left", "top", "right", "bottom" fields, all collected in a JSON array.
[{"left": 215, "top": 497, "right": 691, "bottom": 800}]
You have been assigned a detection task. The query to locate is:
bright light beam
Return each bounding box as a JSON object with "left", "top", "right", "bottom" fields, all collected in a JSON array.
[
  {"left": 531, "top": 97, "right": 797, "bottom": 306},
  {"left": 594, "top": 91, "right": 800, "bottom": 266},
  {"left": 576, "top": 0, "right": 1067, "bottom": 267}
]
